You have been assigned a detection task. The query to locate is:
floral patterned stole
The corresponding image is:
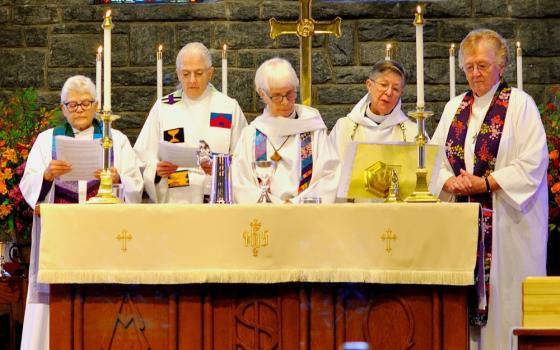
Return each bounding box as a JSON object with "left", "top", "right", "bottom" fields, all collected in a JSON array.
[{"left": 445, "top": 82, "right": 510, "bottom": 326}]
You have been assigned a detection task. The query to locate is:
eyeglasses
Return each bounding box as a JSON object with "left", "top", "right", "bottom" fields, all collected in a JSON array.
[
  {"left": 371, "top": 80, "right": 403, "bottom": 96},
  {"left": 463, "top": 62, "right": 493, "bottom": 74},
  {"left": 63, "top": 100, "right": 95, "bottom": 112},
  {"left": 264, "top": 90, "right": 297, "bottom": 104}
]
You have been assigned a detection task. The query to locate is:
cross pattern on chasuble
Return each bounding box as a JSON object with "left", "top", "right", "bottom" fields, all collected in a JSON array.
[{"left": 269, "top": 0, "right": 342, "bottom": 106}]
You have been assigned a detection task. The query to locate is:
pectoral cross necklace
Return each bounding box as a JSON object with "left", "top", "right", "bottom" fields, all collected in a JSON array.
[{"left": 269, "top": 136, "right": 291, "bottom": 162}]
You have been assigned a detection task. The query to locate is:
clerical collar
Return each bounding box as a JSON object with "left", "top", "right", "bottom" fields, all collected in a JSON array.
[
  {"left": 474, "top": 82, "right": 500, "bottom": 103},
  {"left": 72, "top": 125, "right": 94, "bottom": 138},
  {"left": 365, "top": 103, "right": 387, "bottom": 124}
]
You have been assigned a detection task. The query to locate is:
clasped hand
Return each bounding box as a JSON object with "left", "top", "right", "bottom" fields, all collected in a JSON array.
[{"left": 443, "top": 169, "right": 486, "bottom": 196}]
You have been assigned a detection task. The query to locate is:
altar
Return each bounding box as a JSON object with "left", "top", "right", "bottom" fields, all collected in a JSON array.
[{"left": 39, "top": 203, "right": 479, "bottom": 349}]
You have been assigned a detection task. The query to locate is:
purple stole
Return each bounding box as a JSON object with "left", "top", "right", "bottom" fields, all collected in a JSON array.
[
  {"left": 254, "top": 129, "right": 313, "bottom": 194},
  {"left": 445, "top": 82, "right": 510, "bottom": 326}
]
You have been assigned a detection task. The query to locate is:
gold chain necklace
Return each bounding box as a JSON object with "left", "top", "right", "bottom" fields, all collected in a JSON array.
[{"left": 268, "top": 136, "right": 291, "bottom": 162}]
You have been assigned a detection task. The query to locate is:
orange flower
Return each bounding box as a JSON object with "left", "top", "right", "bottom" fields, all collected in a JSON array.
[
  {"left": 3, "top": 168, "right": 12, "bottom": 180},
  {"left": 552, "top": 182, "right": 560, "bottom": 194},
  {"left": 0, "top": 204, "right": 12, "bottom": 219},
  {"left": 0, "top": 180, "right": 7, "bottom": 195},
  {"left": 551, "top": 150, "right": 559, "bottom": 160},
  {"left": 2, "top": 148, "right": 17, "bottom": 163}
]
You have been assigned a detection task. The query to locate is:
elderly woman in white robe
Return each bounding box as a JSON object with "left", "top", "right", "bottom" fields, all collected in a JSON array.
[
  {"left": 430, "top": 29, "right": 548, "bottom": 350},
  {"left": 19, "top": 75, "right": 143, "bottom": 349},
  {"left": 231, "top": 57, "right": 339, "bottom": 204},
  {"left": 329, "top": 59, "right": 417, "bottom": 159}
]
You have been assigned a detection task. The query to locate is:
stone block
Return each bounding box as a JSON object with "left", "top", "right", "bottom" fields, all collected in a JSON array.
[
  {"left": 328, "top": 21, "right": 355, "bottom": 66},
  {"left": 209, "top": 49, "right": 238, "bottom": 68},
  {"left": 113, "top": 111, "right": 147, "bottom": 132},
  {"left": 52, "top": 23, "right": 101, "bottom": 35},
  {"left": 47, "top": 68, "right": 94, "bottom": 90},
  {"left": 50, "top": 34, "right": 128, "bottom": 68},
  {"left": 521, "top": 58, "right": 560, "bottom": 85},
  {"left": 223, "top": 69, "right": 255, "bottom": 113},
  {"left": 438, "top": 20, "right": 475, "bottom": 42},
  {"left": 316, "top": 84, "right": 363, "bottom": 105},
  {"left": 518, "top": 20, "right": 560, "bottom": 56},
  {"left": 0, "top": 7, "right": 9, "bottom": 24},
  {"left": 37, "top": 91, "right": 62, "bottom": 111},
  {"left": 226, "top": 2, "right": 259, "bottom": 21},
  {"left": 13, "top": 6, "right": 58, "bottom": 25},
  {"left": 114, "top": 3, "right": 227, "bottom": 21},
  {"left": 20, "top": 0, "right": 88, "bottom": 4},
  {"left": 312, "top": 50, "right": 332, "bottom": 84},
  {"left": 237, "top": 50, "right": 254, "bottom": 68},
  {"left": 315, "top": 104, "right": 353, "bottom": 130},
  {"left": 313, "top": 2, "right": 399, "bottom": 20},
  {"left": 130, "top": 24, "right": 175, "bottom": 66},
  {"left": 424, "top": 0, "right": 471, "bottom": 18},
  {"left": 112, "top": 86, "right": 155, "bottom": 113},
  {"left": 358, "top": 19, "right": 438, "bottom": 42},
  {"left": 425, "top": 42, "right": 453, "bottom": 59},
  {"left": 62, "top": 6, "right": 102, "bottom": 22},
  {"left": 111, "top": 67, "right": 178, "bottom": 87},
  {"left": 477, "top": 19, "right": 516, "bottom": 39},
  {"left": 334, "top": 66, "right": 370, "bottom": 84},
  {"left": 214, "top": 22, "right": 272, "bottom": 49},
  {"left": 24, "top": 27, "right": 48, "bottom": 47},
  {"left": 0, "top": 28, "right": 23, "bottom": 47},
  {"left": 0, "top": 49, "right": 45, "bottom": 88},
  {"left": 473, "top": 0, "right": 509, "bottom": 17},
  {"left": 272, "top": 35, "right": 300, "bottom": 49},
  {"left": 177, "top": 23, "right": 214, "bottom": 49},
  {"left": 511, "top": 0, "right": 560, "bottom": 18},
  {"left": 425, "top": 58, "right": 450, "bottom": 84},
  {"left": 254, "top": 49, "right": 298, "bottom": 69},
  {"left": 261, "top": 1, "right": 300, "bottom": 21},
  {"left": 359, "top": 42, "right": 387, "bottom": 66}
]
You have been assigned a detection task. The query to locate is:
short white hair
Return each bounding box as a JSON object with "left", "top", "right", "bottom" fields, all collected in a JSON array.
[
  {"left": 254, "top": 57, "right": 299, "bottom": 94},
  {"left": 60, "top": 75, "right": 96, "bottom": 103},
  {"left": 176, "top": 42, "right": 212, "bottom": 71}
]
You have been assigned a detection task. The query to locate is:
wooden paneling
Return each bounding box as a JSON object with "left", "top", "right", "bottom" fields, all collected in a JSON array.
[{"left": 50, "top": 283, "right": 468, "bottom": 350}]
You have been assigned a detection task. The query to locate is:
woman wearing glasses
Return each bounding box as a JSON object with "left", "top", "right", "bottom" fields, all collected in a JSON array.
[
  {"left": 231, "top": 57, "right": 339, "bottom": 203},
  {"left": 19, "top": 75, "right": 143, "bottom": 349},
  {"left": 430, "top": 29, "right": 548, "bottom": 349},
  {"left": 329, "top": 60, "right": 418, "bottom": 159}
]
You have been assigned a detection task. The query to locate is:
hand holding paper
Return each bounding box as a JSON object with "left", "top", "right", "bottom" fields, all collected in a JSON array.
[
  {"left": 55, "top": 136, "right": 103, "bottom": 181},
  {"left": 158, "top": 141, "right": 198, "bottom": 168}
]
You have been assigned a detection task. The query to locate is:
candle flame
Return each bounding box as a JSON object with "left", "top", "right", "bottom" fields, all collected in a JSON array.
[
  {"left": 105, "top": 9, "right": 111, "bottom": 18},
  {"left": 387, "top": 43, "right": 392, "bottom": 50},
  {"left": 451, "top": 43, "right": 455, "bottom": 49},
  {"left": 98, "top": 46, "right": 103, "bottom": 54},
  {"left": 158, "top": 44, "right": 163, "bottom": 52},
  {"left": 416, "top": 5, "right": 421, "bottom": 14},
  {"left": 516, "top": 41, "right": 521, "bottom": 48},
  {"left": 223, "top": 44, "right": 227, "bottom": 51}
]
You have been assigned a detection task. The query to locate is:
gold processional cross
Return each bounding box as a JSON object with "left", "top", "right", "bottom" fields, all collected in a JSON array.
[{"left": 269, "top": 0, "right": 342, "bottom": 106}]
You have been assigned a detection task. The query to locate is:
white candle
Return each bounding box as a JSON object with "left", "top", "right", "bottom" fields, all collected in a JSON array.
[
  {"left": 221, "top": 44, "right": 228, "bottom": 96},
  {"left": 102, "top": 10, "right": 112, "bottom": 113},
  {"left": 414, "top": 6, "right": 425, "bottom": 109},
  {"left": 157, "top": 45, "right": 163, "bottom": 99},
  {"left": 96, "top": 46, "right": 102, "bottom": 111},
  {"left": 449, "top": 44, "right": 456, "bottom": 99},
  {"left": 516, "top": 41, "right": 523, "bottom": 91},
  {"left": 385, "top": 43, "right": 392, "bottom": 61}
]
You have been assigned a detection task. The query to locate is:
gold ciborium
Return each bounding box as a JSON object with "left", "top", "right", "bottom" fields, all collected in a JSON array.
[
  {"left": 88, "top": 111, "right": 122, "bottom": 204},
  {"left": 405, "top": 107, "right": 439, "bottom": 202}
]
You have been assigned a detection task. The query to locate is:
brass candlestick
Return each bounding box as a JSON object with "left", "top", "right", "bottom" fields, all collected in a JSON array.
[
  {"left": 405, "top": 107, "right": 439, "bottom": 202},
  {"left": 87, "top": 111, "right": 121, "bottom": 204}
]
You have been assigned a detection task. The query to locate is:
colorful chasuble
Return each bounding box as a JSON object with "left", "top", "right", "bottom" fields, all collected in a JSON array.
[
  {"left": 254, "top": 129, "right": 313, "bottom": 194},
  {"left": 51, "top": 119, "right": 108, "bottom": 203},
  {"left": 445, "top": 82, "right": 510, "bottom": 326}
]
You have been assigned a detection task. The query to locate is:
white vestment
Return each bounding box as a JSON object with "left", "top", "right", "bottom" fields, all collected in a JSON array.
[
  {"left": 232, "top": 104, "right": 339, "bottom": 204},
  {"left": 430, "top": 85, "right": 548, "bottom": 350},
  {"left": 329, "top": 94, "right": 418, "bottom": 159},
  {"left": 19, "top": 126, "right": 143, "bottom": 350},
  {"left": 134, "top": 85, "right": 247, "bottom": 203}
]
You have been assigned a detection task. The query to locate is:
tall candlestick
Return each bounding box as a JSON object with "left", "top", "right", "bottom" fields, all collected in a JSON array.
[
  {"left": 449, "top": 44, "right": 456, "bottom": 99},
  {"left": 96, "top": 46, "right": 102, "bottom": 112},
  {"left": 221, "top": 44, "right": 228, "bottom": 96},
  {"left": 102, "top": 10, "right": 113, "bottom": 112},
  {"left": 157, "top": 45, "right": 163, "bottom": 99},
  {"left": 385, "top": 43, "right": 392, "bottom": 61},
  {"left": 414, "top": 6, "right": 425, "bottom": 109},
  {"left": 516, "top": 41, "right": 523, "bottom": 91}
]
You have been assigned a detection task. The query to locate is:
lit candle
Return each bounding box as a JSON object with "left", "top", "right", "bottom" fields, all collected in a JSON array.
[
  {"left": 414, "top": 5, "right": 425, "bottom": 109},
  {"left": 385, "top": 43, "right": 392, "bottom": 61},
  {"left": 449, "top": 44, "right": 456, "bottom": 99},
  {"left": 157, "top": 45, "right": 163, "bottom": 99},
  {"left": 102, "top": 10, "right": 113, "bottom": 113},
  {"left": 96, "top": 46, "right": 102, "bottom": 112},
  {"left": 516, "top": 41, "right": 523, "bottom": 91},
  {"left": 222, "top": 44, "right": 228, "bottom": 96}
]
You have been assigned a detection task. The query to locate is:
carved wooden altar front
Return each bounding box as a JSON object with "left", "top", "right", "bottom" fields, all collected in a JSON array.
[{"left": 50, "top": 283, "right": 468, "bottom": 349}]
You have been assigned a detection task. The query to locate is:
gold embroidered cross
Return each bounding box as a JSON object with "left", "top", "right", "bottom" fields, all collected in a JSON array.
[
  {"left": 116, "top": 229, "right": 132, "bottom": 252},
  {"left": 243, "top": 219, "right": 269, "bottom": 257},
  {"left": 381, "top": 229, "right": 397, "bottom": 253}
]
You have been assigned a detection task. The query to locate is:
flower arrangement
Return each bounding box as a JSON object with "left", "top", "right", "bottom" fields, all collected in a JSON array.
[
  {"left": 542, "top": 85, "right": 560, "bottom": 236},
  {"left": 0, "top": 88, "right": 60, "bottom": 243}
]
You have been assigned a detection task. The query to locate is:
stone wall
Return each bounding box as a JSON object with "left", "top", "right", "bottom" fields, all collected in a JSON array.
[{"left": 0, "top": 0, "right": 559, "bottom": 142}]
